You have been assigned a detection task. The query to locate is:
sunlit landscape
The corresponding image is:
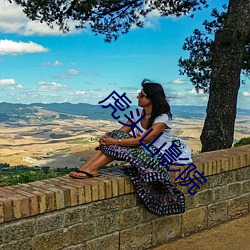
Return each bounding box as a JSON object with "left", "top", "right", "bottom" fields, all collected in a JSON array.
[{"left": 0, "top": 103, "right": 249, "bottom": 168}]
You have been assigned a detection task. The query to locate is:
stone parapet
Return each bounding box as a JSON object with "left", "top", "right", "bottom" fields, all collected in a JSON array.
[{"left": 0, "top": 145, "right": 249, "bottom": 249}]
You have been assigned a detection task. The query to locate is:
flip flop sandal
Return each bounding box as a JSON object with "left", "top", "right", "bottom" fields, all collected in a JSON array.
[{"left": 69, "top": 169, "right": 100, "bottom": 179}]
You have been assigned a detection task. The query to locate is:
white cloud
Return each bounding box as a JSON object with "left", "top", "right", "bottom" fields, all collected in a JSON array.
[
  {"left": 68, "top": 69, "right": 80, "bottom": 76},
  {"left": 243, "top": 91, "right": 250, "bottom": 97},
  {"left": 52, "top": 68, "right": 80, "bottom": 79},
  {"left": 53, "top": 60, "right": 63, "bottom": 66},
  {"left": 74, "top": 88, "right": 112, "bottom": 101},
  {"left": 144, "top": 9, "right": 161, "bottom": 29},
  {"left": 131, "top": 6, "right": 180, "bottom": 30},
  {"left": 0, "top": 78, "right": 25, "bottom": 91},
  {"left": 0, "top": 78, "right": 16, "bottom": 85},
  {"left": 94, "top": 87, "right": 109, "bottom": 91},
  {"left": 163, "top": 87, "right": 209, "bottom": 106},
  {"left": 147, "top": 9, "right": 161, "bottom": 18},
  {"left": 172, "top": 79, "right": 185, "bottom": 84},
  {"left": 43, "top": 60, "right": 63, "bottom": 66},
  {"left": 130, "top": 6, "right": 161, "bottom": 30},
  {"left": 38, "top": 81, "right": 68, "bottom": 91},
  {"left": 22, "top": 21, "right": 64, "bottom": 36},
  {"left": 75, "top": 91, "right": 86, "bottom": 95},
  {"left": 0, "top": 0, "right": 82, "bottom": 36},
  {"left": 189, "top": 89, "right": 197, "bottom": 94},
  {"left": 175, "top": 91, "right": 186, "bottom": 97},
  {"left": 17, "top": 84, "right": 24, "bottom": 89},
  {"left": 188, "top": 89, "right": 206, "bottom": 95},
  {"left": 0, "top": 1, "right": 27, "bottom": 33},
  {"left": 0, "top": 39, "right": 48, "bottom": 55}
]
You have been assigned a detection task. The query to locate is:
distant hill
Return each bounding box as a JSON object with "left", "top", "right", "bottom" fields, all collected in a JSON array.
[
  {"left": 0, "top": 113, "right": 9, "bottom": 122},
  {"left": 31, "top": 102, "right": 110, "bottom": 120},
  {"left": 0, "top": 102, "right": 249, "bottom": 124}
]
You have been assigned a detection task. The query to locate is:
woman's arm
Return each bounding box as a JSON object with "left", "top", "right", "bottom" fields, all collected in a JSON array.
[
  {"left": 118, "top": 119, "right": 133, "bottom": 133},
  {"left": 100, "top": 122, "right": 167, "bottom": 147},
  {"left": 98, "top": 119, "right": 133, "bottom": 143}
]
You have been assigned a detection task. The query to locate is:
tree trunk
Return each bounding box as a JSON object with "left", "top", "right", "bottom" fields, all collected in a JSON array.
[{"left": 200, "top": 0, "right": 250, "bottom": 152}]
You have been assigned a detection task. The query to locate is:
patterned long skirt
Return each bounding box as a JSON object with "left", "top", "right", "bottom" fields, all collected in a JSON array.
[{"left": 96, "top": 130, "right": 185, "bottom": 216}]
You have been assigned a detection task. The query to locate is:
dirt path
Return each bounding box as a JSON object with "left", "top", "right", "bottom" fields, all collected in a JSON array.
[{"left": 151, "top": 213, "right": 250, "bottom": 250}]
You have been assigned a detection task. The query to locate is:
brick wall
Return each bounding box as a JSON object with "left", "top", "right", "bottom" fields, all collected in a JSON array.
[{"left": 0, "top": 145, "right": 249, "bottom": 250}]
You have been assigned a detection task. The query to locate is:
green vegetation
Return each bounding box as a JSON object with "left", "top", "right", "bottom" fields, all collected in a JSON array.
[
  {"left": 234, "top": 137, "right": 250, "bottom": 147},
  {"left": 0, "top": 162, "right": 122, "bottom": 187},
  {"left": 0, "top": 163, "right": 78, "bottom": 187}
]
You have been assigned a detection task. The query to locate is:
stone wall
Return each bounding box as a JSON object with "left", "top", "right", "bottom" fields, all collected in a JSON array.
[{"left": 0, "top": 145, "right": 249, "bottom": 250}]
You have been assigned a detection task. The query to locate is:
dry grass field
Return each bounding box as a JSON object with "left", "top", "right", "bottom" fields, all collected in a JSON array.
[{"left": 0, "top": 115, "right": 249, "bottom": 167}]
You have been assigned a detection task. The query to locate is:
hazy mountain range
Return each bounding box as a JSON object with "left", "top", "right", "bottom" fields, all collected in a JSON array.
[{"left": 0, "top": 102, "right": 249, "bottom": 124}]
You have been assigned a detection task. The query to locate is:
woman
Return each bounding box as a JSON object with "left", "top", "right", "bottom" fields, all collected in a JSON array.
[{"left": 69, "top": 79, "right": 185, "bottom": 215}]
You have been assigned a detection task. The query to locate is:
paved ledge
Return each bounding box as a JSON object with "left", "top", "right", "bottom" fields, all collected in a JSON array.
[{"left": 0, "top": 145, "right": 249, "bottom": 224}]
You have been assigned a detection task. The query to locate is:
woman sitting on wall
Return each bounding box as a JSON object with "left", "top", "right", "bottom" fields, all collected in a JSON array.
[{"left": 69, "top": 79, "right": 191, "bottom": 215}]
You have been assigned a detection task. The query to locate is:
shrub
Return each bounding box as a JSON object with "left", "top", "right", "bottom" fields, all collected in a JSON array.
[
  {"left": 0, "top": 165, "right": 78, "bottom": 187},
  {"left": 234, "top": 137, "right": 250, "bottom": 147}
]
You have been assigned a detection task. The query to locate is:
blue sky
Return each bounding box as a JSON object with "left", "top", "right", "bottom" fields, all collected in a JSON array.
[{"left": 0, "top": 0, "right": 249, "bottom": 108}]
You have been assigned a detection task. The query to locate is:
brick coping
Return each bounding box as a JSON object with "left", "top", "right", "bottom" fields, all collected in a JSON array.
[{"left": 0, "top": 145, "right": 249, "bottom": 224}]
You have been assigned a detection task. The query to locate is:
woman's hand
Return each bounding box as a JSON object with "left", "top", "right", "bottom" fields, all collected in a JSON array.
[
  {"left": 98, "top": 134, "right": 108, "bottom": 146},
  {"left": 98, "top": 136, "right": 117, "bottom": 147}
]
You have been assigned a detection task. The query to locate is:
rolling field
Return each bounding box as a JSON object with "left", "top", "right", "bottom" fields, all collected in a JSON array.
[{"left": 0, "top": 115, "right": 249, "bottom": 167}]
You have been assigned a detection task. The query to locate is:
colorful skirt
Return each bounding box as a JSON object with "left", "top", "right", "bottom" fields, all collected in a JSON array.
[{"left": 97, "top": 130, "right": 185, "bottom": 216}]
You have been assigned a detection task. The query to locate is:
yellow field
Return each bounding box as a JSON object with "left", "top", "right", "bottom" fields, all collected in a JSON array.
[{"left": 0, "top": 116, "right": 249, "bottom": 167}]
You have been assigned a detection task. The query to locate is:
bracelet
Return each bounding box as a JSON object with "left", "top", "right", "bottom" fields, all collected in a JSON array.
[{"left": 118, "top": 139, "right": 122, "bottom": 145}]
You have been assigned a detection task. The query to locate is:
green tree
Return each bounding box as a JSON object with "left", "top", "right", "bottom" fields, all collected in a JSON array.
[
  {"left": 200, "top": 0, "right": 250, "bottom": 152},
  {"left": 8, "top": 0, "right": 208, "bottom": 42},
  {"left": 179, "top": 2, "right": 250, "bottom": 152},
  {"left": 179, "top": 5, "right": 250, "bottom": 92},
  {"left": 8, "top": 0, "right": 250, "bottom": 152}
]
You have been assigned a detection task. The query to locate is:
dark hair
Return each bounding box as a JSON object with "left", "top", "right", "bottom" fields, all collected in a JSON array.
[{"left": 141, "top": 79, "right": 172, "bottom": 129}]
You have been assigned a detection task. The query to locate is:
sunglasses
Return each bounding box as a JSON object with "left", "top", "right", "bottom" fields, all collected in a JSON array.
[{"left": 138, "top": 92, "right": 146, "bottom": 98}]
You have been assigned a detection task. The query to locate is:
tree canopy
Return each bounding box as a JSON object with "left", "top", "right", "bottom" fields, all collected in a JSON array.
[
  {"left": 8, "top": 0, "right": 208, "bottom": 41},
  {"left": 179, "top": 5, "right": 250, "bottom": 92}
]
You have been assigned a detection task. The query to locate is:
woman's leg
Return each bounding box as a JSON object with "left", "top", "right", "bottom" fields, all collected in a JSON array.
[
  {"left": 81, "top": 150, "right": 103, "bottom": 168},
  {"left": 69, "top": 150, "right": 116, "bottom": 178}
]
